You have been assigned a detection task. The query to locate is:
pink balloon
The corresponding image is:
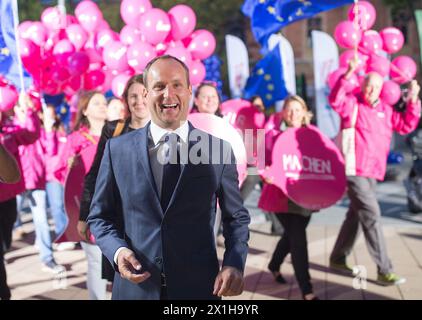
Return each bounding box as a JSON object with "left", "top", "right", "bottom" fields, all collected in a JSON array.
[
  {"left": 120, "top": 0, "right": 152, "bottom": 27},
  {"left": 139, "top": 8, "right": 171, "bottom": 45},
  {"left": 18, "top": 21, "right": 33, "bottom": 39},
  {"left": 75, "top": 1, "right": 98, "bottom": 16},
  {"left": 66, "top": 24, "right": 88, "bottom": 51},
  {"left": 366, "top": 54, "right": 390, "bottom": 77},
  {"left": 95, "top": 29, "right": 120, "bottom": 54},
  {"left": 339, "top": 50, "right": 368, "bottom": 74},
  {"left": 127, "top": 42, "right": 157, "bottom": 72},
  {"left": 103, "top": 41, "right": 129, "bottom": 72},
  {"left": 165, "top": 46, "right": 192, "bottom": 68},
  {"left": 359, "top": 30, "right": 383, "bottom": 55},
  {"left": 111, "top": 74, "right": 131, "bottom": 98},
  {"left": 155, "top": 41, "right": 168, "bottom": 55},
  {"left": 390, "top": 56, "right": 417, "bottom": 84},
  {"left": 53, "top": 39, "right": 76, "bottom": 64},
  {"left": 168, "top": 5, "right": 197, "bottom": 41},
  {"left": 380, "top": 80, "right": 401, "bottom": 105},
  {"left": 0, "top": 86, "right": 18, "bottom": 112},
  {"left": 348, "top": 1, "right": 376, "bottom": 31},
  {"left": 97, "top": 19, "right": 110, "bottom": 31},
  {"left": 334, "top": 21, "right": 362, "bottom": 49},
  {"left": 63, "top": 76, "right": 81, "bottom": 96},
  {"left": 41, "top": 7, "right": 65, "bottom": 31},
  {"left": 380, "top": 27, "right": 404, "bottom": 54},
  {"left": 51, "top": 66, "right": 71, "bottom": 83},
  {"left": 20, "top": 21, "right": 48, "bottom": 46},
  {"left": 76, "top": 4, "right": 103, "bottom": 33},
  {"left": 84, "top": 69, "right": 105, "bottom": 90},
  {"left": 187, "top": 29, "right": 216, "bottom": 60},
  {"left": 19, "top": 38, "right": 41, "bottom": 74},
  {"left": 67, "top": 52, "right": 90, "bottom": 75},
  {"left": 327, "top": 68, "right": 359, "bottom": 93},
  {"left": 189, "top": 60, "right": 206, "bottom": 86},
  {"left": 98, "top": 66, "right": 113, "bottom": 93},
  {"left": 120, "top": 25, "right": 142, "bottom": 46}
]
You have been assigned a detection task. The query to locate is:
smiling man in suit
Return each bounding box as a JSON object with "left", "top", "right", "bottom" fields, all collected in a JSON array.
[{"left": 87, "top": 55, "right": 250, "bottom": 300}]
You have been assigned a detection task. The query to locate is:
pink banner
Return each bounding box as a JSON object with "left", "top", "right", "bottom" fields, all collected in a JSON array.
[
  {"left": 262, "top": 125, "right": 346, "bottom": 210},
  {"left": 57, "top": 145, "right": 97, "bottom": 243},
  {"left": 188, "top": 113, "right": 247, "bottom": 184}
]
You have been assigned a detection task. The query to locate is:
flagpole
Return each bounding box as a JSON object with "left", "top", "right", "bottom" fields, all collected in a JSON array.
[{"left": 11, "top": 0, "right": 25, "bottom": 94}]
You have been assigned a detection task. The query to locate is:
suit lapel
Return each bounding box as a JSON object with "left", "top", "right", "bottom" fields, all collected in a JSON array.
[{"left": 134, "top": 124, "right": 163, "bottom": 216}]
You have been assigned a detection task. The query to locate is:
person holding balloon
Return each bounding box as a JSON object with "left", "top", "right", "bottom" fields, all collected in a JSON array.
[
  {"left": 259, "top": 95, "right": 319, "bottom": 300},
  {"left": 328, "top": 58, "right": 421, "bottom": 286}
]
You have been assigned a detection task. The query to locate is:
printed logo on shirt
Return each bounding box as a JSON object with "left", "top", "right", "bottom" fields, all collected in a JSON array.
[{"left": 377, "top": 112, "right": 385, "bottom": 118}]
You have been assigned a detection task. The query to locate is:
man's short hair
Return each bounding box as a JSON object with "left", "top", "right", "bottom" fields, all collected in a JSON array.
[{"left": 143, "top": 55, "right": 191, "bottom": 88}]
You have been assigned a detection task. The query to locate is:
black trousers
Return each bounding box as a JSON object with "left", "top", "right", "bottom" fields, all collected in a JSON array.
[
  {"left": 0, "top": 198, "right": 17, "bottom": 300},
  {"left": 268, "top": 213, "right": 312, "bottom": 296}
]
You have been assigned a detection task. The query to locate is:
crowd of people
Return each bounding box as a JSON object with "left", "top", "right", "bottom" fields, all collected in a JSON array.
[{"left": 0, "top": 55, "right": 421, "bottom": 300}]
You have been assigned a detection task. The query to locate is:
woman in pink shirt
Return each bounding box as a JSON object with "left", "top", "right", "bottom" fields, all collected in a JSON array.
[{"left": 54, "top": 90, "right": 107, "bottom": 300}]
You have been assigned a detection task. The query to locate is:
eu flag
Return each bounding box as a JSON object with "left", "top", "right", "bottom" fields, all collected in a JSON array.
[
  {"left": 0, "top": 0, "right": 32, "bottom": 90},
  {"left": 243, "top": 43, "right": 288, "bottom": 108},
  {"left": 242, "top": 0, "right": 354, "bottom": 49}
]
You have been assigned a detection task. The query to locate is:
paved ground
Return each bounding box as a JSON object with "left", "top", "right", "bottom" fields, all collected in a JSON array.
[{"left": 4, "top": 153, "right": 422, "bottom": 300}]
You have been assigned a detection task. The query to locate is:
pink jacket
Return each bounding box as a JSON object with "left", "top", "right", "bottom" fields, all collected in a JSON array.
[
  {"left": 53, "top": 127, "right": 99, "bottom": 185},
  {"left": 45, "top": 130, "right": 67, "bottom": 183},
  {"left": 0, "top": 110, "right": 40, "bottom": 202},
  {"left": 329, "top": 76, "right": 421, "bottom": 181},
  {"left": 18, "top": 128, "right": 57, "bottom": 190}
]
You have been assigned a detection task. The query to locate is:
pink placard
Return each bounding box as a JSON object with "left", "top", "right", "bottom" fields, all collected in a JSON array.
[
  {"left": 57, "top": 145, "right": 97, "bottom": 243},
  {"left": 262, "top": 125, "right": 346, "bottom": 210},
  {"left": 220, "top": 99, "right": 266, "bottom": 130},
  {"left": 188, "top": 113, "right": 247, "bottom": 184}
]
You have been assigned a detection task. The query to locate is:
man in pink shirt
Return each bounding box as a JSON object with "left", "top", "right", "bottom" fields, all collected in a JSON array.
[{"left": 328, "top": 59, "right": 421, "bottom": 286}]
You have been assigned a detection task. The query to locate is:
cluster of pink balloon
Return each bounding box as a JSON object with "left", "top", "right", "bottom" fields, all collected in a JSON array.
[
  {"left": 330, "top": 1, "right": 417, "bottom": 105},
  {"left": 17, "top": 0, "right": 216, "bottom": 101}
]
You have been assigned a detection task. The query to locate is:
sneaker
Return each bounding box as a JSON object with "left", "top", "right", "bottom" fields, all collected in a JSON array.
[
  {"left": 329, "top": 260, "right": 354, "bottom": 275},
  {"left": 53, "top": 242, "right": 76, "bottom": 251},
  {"left": 41, "top": 260, "right": 65, "bottom": 273},
  {"left": 376, "top": 273, "right": 406, "bottom": 286}
]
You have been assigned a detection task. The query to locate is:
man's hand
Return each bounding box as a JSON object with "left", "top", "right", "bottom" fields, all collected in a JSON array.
[
  {"left": 117, "top": 248, "right": 151, "bottom": 284},
  {"left": 213, "top": 266, "right": 244, "bottom": 297},
  {"left": 408, "top": 80, "right": 420, "bottom": 103}
]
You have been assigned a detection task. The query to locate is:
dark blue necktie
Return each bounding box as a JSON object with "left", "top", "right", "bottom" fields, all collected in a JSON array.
[{"left": 160, "top": 133, "right": 181, "bottom": 211}]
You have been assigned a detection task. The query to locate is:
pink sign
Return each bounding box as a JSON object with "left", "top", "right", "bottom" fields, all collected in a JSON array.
[
  {"left": 220, "top": 99, "right": 266, "bottom": 130},
  {"left": 262, "top": 125, "right": 346, "bottom": 210},
  {"left": 57, "top": 145, "right": 97, "bottom": 243},
  {"left": 188, "top": 113, "right": 247, "bottom": 184}
]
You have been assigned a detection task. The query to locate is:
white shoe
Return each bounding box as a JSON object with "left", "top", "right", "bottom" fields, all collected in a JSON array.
[{"left": 53, "top": 242, "right": 76, "bottom": 251}]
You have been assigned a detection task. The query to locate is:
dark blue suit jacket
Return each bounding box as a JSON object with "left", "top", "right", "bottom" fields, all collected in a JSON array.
[{"left": 87, "top": 122, "right": 250, "bottom": 300}]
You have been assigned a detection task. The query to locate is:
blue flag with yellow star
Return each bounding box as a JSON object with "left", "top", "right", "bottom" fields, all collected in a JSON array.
[
  {"left": 0, "top": 0, "right": 32, "bottom": 90},
  {"left": 242, "top": 0, "right": 354, "bottom": 50},
  {"left": 243, "top": 43, "right": 288, "bottom": 108}
]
